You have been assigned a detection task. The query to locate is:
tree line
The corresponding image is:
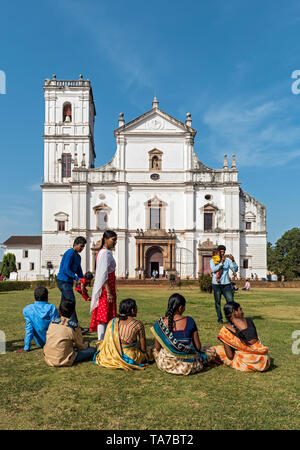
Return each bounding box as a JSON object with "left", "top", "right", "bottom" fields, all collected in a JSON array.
[{"left": 267, "top": 227, "right": 300, "bottom": 280}]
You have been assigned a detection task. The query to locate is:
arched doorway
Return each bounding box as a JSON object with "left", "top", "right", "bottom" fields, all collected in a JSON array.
[{"left": 145, "top": 246, "right": 163, "bottom": 278}]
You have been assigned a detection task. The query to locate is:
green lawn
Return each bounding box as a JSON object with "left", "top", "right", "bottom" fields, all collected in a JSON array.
[{"left": 0, "top": 286, "right": 299, "bottom": 430}]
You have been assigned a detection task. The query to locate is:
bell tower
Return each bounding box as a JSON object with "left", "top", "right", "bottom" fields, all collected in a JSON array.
[{"left": 43, "top": 74, "right": 96, "bottom": 184}]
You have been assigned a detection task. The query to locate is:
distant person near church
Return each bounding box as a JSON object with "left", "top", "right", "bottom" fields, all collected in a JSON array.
[
  {"left": 210, "top": 245, "right": 238, "bottom": 325},
  {"left": 57, "top": 236, "right": 87, "bottom": 324},
  {"left": 89, "top": 230, "right": 118, "bottom": 341}
]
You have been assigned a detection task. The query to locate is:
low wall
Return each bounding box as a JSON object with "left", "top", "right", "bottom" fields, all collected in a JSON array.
[{"left": 116, "top": 279, "right": 300, "bottom": 288}]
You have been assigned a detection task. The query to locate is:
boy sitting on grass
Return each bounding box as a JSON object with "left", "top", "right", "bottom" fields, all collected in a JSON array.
[
  {"left": 43, "top": 299, "right": 96, "bottom": 367},
  {"left": 15, "top": 286, "right": 59, "bottom": 353}
]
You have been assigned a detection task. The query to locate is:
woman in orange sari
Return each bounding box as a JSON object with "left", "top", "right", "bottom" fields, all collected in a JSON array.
[{"left": 214, "top": 302, "right": 270, "bottom": 372}]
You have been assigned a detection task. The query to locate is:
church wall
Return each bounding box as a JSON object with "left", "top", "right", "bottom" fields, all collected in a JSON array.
[
  {"left": 40, "top": 80, "right": 267, "bottom": 280},
  {"left": 240, "top": 234, "right": 267, "bottom": 279},
  {"left": 42, "top": 188, "right": 72, "bottom": 231},
  {"left": 195, "top": 187, "right": 226, "bottom": 231},
  {"left": 124, "top": 137, "right": 185, "bottom": 171}
]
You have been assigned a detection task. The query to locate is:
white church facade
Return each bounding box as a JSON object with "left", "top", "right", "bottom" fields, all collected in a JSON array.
[{"left": 37, "top": 75, "right": 267, "bottom": 281}]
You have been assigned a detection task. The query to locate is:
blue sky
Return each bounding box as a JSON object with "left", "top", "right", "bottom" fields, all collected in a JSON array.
[{"left": 1, "top": 0, "right": 300, "bottom": 258}]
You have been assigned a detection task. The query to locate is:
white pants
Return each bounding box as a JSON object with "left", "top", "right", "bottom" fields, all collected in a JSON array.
[{"left": 97, "top": 322, "right": 107, "bottom": 340}]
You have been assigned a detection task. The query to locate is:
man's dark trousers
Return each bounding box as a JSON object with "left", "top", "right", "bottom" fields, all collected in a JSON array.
[
  {"left": 212, "top": 283, "right": 234, "bottom": 322},
  {"left": 57, "top": 279, "right": 78, "bottom": 322}
]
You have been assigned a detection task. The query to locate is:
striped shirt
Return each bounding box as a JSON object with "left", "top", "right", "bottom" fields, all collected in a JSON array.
[{"left": 119, "top": 319, "right": 145, "bottom": 345}]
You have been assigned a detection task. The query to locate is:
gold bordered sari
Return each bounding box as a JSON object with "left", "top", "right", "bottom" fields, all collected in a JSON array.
[
  {"left": 214, "top": 326, "right": 270, "bottom": 372},
  {"left": 93, "top": 317, "right": 153, "bottom": 371},
  {"left": 151, "top": 317, "right": 217, "bottom": 376}
]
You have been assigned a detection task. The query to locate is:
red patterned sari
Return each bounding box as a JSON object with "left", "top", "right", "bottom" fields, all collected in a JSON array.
[{"left": 89, "top": 249, "right": 117, "bottom": 332}]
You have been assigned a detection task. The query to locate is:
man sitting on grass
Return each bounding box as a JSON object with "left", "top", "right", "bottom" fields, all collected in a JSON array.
[
  {"left": 43, "top": 299, "right": 96, "bottom": 367},
  {"left": 15, "top": 286, "right": 59, "bottom": 353}
]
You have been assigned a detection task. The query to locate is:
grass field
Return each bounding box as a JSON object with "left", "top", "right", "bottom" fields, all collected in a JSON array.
[{"left": 0, "top": 286, "right": 299, "bottom": 430}]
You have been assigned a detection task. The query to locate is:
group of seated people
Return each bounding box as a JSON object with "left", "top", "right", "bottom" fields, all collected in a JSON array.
[{"left": 16, "top": 287, "right": 271, "bottom": 375}]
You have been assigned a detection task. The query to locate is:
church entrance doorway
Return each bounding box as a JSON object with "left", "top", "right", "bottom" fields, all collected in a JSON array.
[
  {"left": 202, "top": 256, "right": 211, "bottom": 274},
  {"left": 151, "top": 262, "right": 159, "bottom": 278},
  {"left": 146, "top": 246, "right": 163, "bottom": 278}
]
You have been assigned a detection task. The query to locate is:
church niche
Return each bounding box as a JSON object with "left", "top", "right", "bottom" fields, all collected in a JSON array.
[{"left": 148, "top": 149, "right": 163, "bottom": 171}]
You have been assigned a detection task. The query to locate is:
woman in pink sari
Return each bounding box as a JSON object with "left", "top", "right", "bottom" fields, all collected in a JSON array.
[{"left": 89, "top": 230, "right": 118, "bottom": 340}]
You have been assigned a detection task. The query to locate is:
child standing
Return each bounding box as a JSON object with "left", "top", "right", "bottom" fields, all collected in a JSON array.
[{"left": 15, "top": 286, "right": 59, "bottom": 353}]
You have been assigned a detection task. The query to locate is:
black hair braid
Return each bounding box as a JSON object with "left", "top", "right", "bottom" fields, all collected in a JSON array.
[
  {"left": 165, "top": 293, "right": 186, "bottom": 332},
  {"left": 166, "top": 306, "right": 175, "bottom": 332}
]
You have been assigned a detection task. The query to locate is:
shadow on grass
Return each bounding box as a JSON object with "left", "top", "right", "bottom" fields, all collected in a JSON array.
[
  {"left": 6, "top": 339, "right": 42, "bottom": 352},
  {"left": 267, "top": 357, "right": 278, "bottom": 372}
]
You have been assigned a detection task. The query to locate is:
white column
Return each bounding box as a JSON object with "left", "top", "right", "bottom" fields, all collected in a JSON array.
[
  {"left": 184, "top": 135, "right": 194, "bottom": 174},
  {"left": 117, "top": 185, "right": 128, "bottom": 230},
  {"left": 184, "top": 186, "right": 195, "bottom": 230},
  {"left": 115, "top": 231, "right": 126, "bottom": 278}
]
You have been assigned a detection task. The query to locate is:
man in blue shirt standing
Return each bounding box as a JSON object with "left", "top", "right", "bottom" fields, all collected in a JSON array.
[
  {"left": 57, "top": 236, "right": 87, "bottom": 323},
  {"left": 210, "top": 245, "right": 238, "bottom": 325},
  {"left": 15, "top": 286, "right": 59, "bottom": 353}
]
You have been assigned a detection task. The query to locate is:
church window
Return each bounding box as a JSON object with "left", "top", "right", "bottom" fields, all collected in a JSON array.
[
  {"left": 23, "top": 250, "right": 28, "bottom": 258},
  {"left": 97, "top": 210, "right": 108, "bottom": 230},
  {"left": 17, "top": 263, "right": 21, "bottom": 270},
  {"left": 58, "top": 221, "right": 65, "bottom": 231},
  {"left": 62, "top": 154, "right": 72, "bottom": 178},
  {"left": 147, "top": 198, "right": 164, "bottom": 230},
  {"left": 150, "top": 207, "right": 160, "bottom": 229},
  {"left": 205, "top": 194, "right": 212, "bottom": 200},
  {"left": 204, "top": 213, "right": 213, "bottom": 231},
  {"left": 63, "top": 102, "right": 72, "bottom": 122},
  {"left": 30, "top": 262, "right": 35, "bottom": 271},
  {"left": 243, "top": 259, "right": 249, "bottom": 269},
  {"left": 203, "top": 204, "right": 217, "bottom": 231},
  {"left": 246, "top": 221, "right": 251, "bottom": 230}
]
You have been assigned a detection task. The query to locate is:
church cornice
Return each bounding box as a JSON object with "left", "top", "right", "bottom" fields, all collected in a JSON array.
[{"left": 239, "top": 188, "right": 266, "bottom": 210}]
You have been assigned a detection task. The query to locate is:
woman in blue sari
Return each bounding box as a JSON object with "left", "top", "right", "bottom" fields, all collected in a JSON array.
[{"left": 151, "top": 293, "right": 217, "bottom": 375}]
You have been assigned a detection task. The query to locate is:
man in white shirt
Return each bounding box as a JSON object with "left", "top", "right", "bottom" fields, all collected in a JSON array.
[{"left": 210, "top": 245, "right": 238, "bottom": 324}]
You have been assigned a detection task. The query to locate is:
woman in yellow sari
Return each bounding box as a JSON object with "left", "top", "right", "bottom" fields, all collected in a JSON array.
[
  {"left": 214, "top": 302, "right": 270, "bottom": 372},
  {"left": 93, "top": 298, "right": 153, "bottom": 371}
]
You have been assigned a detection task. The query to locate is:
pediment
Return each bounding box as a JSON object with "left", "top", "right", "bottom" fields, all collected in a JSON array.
[
  {"left": 54, "top": 211, "right": 69, "bottom": 221},
  {"left": 93, "top": 203, "right": 111, "bottom": 212},
  {"left": 114, "top": 108, "right": 196, "bottom": 135},
  {"left": 148, "top": 148, "right": 163, "bottom": 155},
  {"left": 244, "top": 211, "right": 256, "bottom": 221}
]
